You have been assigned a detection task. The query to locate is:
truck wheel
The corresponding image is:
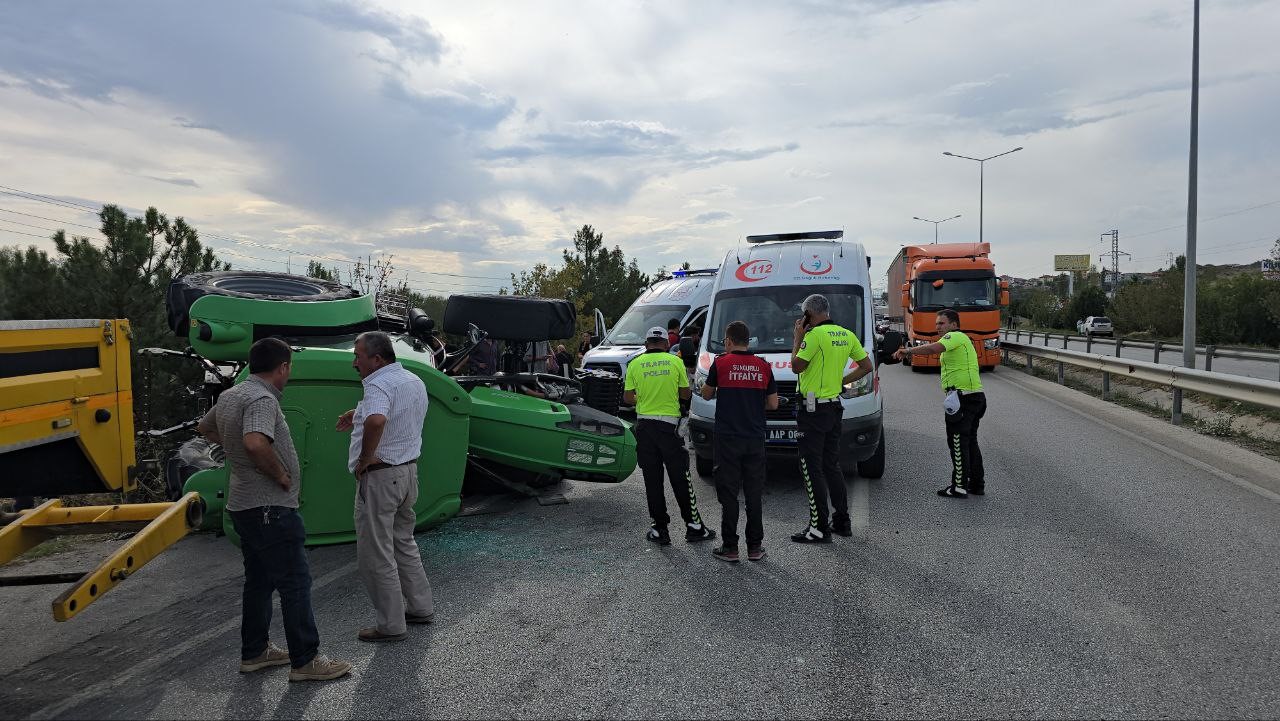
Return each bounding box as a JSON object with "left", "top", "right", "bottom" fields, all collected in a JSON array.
[
  {"left": 910, "top": 364, "right": 928, "bottom": 373},
  {"left": 695, "top": 454, "right": 714, "bottom": 479},
  {"left": 856, "top": 433, "right": 886, "bottom": 479},
  {"left": 980, "top": 365, "right": 995, "bottom": 373}
]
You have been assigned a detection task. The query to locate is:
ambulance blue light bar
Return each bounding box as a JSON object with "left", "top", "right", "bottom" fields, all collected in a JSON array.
[
  {"left": 746, "top": 230, "right": 843, "bottom": 244},
  {"left": 671, "top": 268, "right": 719, "bottom": 278}
]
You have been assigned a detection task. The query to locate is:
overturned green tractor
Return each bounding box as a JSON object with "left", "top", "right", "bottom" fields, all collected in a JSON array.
[{"left": 161, "top": 271, "right": 635, "bottom": 545}]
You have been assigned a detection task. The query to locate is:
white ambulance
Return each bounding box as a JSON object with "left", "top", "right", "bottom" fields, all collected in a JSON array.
[
  {"left": 689, "top": 230, "right": 894, "bottom": 479},
  {"left": 580, "top": 269, "right": 717, "bottom": 413}
]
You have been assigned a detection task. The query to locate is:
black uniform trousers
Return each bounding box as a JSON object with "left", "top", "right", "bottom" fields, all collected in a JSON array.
[
  {"left": 634, "top": 419, "right": 703, "bottom": 528},
  {"left": 796, "top": 402, "right": 848, "bottom": 532},
  {"left": 714, "top": 434, "right": 765, "bottom": 548},
  {"left": 943, "top": 391, "right": 987, "bottom": 491}
]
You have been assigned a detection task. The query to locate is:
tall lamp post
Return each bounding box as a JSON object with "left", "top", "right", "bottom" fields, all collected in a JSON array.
[
  {"left": 912, "top": 214, "right": 961, "bottom": 244},
  {"left": 942, "top": 146, "right": 1023, "bottom": 244},
  {"left": 1174, "top": 0, "right": 1201, "bottom": 424}
]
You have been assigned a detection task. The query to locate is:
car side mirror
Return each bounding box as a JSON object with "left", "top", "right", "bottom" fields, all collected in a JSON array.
[{"left": 877, "top": 330, "right": 903, "bottom": 365}]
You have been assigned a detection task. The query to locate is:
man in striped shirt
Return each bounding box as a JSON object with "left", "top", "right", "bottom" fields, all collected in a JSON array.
[{"left": 338, "top": 331, "right": 434, "bottom": 643}]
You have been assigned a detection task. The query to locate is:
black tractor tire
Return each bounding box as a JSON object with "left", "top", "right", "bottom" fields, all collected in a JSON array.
[
  {"left": 443, "top": 294, "right": 577, "bottom": 342},
  {"left": 166, "top": 271, "right": 359, "bottom": 336},
  {"left": 856, "top": 432, "right": 886, "bottom": 479}
]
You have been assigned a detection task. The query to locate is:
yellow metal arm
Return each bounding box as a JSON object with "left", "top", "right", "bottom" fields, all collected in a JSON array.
[{"left": 0, "top": 492, "right": 203, "bottom": 621}]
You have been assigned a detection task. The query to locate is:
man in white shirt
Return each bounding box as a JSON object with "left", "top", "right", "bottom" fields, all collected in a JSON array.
[{"left": 337, "top": 331, "right": 433, "bottom": 643}]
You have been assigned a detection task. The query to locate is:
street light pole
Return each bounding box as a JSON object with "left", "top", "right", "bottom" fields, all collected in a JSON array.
[
  {"left": 943, "top": 146, "right": 1023, "bottom": 245},
  {"left": 912, "top": 214, "right": 962, "bottom": 244},
  {"left": 1183, "top": 0, "right": 1199, "bottom": 372},
  {"left": 1174, "top": 0, "right": 1200, "bottom": 425}
]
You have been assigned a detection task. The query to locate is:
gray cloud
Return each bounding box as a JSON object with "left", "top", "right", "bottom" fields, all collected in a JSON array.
[
  {"left": 292, "top": 0, "right": 444, "bottom": 62},
  {"left": 692, "top": 210, "right": 734, "bottom": 224},
  {"left": 486, "top": 119, "right": 798, "bottom": 170},
  {"left": 143, "top": 176, "right": 200, "bottom": 188},
  {"left": 0, "top": 1, "right": 509, "bottom": 223}
]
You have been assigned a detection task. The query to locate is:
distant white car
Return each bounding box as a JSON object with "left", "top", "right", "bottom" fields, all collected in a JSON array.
[{"left": 1077, "top": 316, "right": 1113, "bottom": 337}]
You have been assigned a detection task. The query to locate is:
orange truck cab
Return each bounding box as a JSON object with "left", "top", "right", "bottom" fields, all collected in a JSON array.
[{"left": 886, "top": 242, "right": 1009, "bottom": 371}]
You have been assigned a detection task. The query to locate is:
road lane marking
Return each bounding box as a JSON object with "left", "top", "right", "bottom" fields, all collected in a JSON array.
[
  {"left": 993, "top": 371, "right": 1280, "bottom": 504},
  {"left": 851, "top": 478, "right": 870, "bottom": 532},
  {"left": 29, "top": 560, "right": 359, "bottom": 720}
]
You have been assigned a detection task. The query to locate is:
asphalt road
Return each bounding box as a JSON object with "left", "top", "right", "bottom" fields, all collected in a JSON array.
[
  {"left": 3, "top": 366, "right": 1280, "bottom": 719},
  {"left": 1000, "top": 329, "right": 1280, "bottom": 381}
]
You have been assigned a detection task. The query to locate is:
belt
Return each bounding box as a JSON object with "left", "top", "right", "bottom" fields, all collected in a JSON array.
[
  {"left": 815, "top": 397, "right": 842, "bottom": 404},
  {"left": 944, "top": 388, "right": 984, "bottom": 397},
  {"left": 366, "top": 458, "right": 418, "bottom": 472}
]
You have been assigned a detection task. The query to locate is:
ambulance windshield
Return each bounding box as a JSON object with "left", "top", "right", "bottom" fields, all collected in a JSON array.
[
  {"left": 707, "top": 285, "right": 865, "bottom": 354},
  {"left": 601, "top": 304, "right": 688, "bottom": 346}
]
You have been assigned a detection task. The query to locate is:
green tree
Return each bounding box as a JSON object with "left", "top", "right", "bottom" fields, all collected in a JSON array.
[
  {"left": 1064, "top": 285, "right": 1109, "bottom": 326},
  {"left": 0, "top": 246, "right": 66, "bottom": 319},
  {"left": 305, "top": 259, "right": 340, "bottom": 282},
  {"left": 558, "top": 225, "right": 650, "bottom": 325},
  {"left": 507, "top": 224, "right": 650, "bottom": 339},
  {"left": 1010, "top": 287, "right": 1064, "bottom": 329},
  {"left": 1111, "top": 257, "right": 1184, "bottom": 338},
  {"left": 50, "top": 205, "right": 226, "bottom": 352},
  {"left": 1197, "top": 271, "right": 1280, "bottom": 346}
]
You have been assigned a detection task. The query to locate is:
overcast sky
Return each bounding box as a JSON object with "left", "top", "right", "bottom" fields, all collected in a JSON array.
[{"left": 0, "top": 0, "right": 1276, "bottom": 296}]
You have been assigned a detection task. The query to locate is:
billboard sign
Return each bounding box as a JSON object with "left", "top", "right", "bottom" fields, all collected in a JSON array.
[{"left": 1054, "top": 254, "right": 1091, "bottom": 272}]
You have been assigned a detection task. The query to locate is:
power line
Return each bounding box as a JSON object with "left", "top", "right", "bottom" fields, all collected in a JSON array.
[
  {"left": 1124, "top": 198, "right": 1280, "bottom": 241},
  {"left": 0, "top": 185, "right": 101, "bottom": 213},
  {"left": 1130, "top": 233, "right": 1278, "bottom": 262},
  {"left": 0, "top": 207, "right": 102, "bottom": 232},
  {"left": 0, "top": 227, "right": 52, "bottom": 240},
  {"left": 0, "top": 217, "right": 63, "bottom": 235}
]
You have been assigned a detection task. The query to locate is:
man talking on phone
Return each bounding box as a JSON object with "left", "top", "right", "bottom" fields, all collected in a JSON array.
[{"left": 790, "top": 294, "right": 873, "bottom": 544}]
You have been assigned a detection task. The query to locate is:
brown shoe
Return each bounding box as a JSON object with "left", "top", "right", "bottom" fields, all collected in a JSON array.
[
  {"left": 405, "top": 612, "right": 435, "bottom": 625},
  {"left": 358, "top": 627, "right": 407, "bottom": 643},
  {"left": 288, "top": 654, "right": 352, "bottom": 682},
  {"left": 240, "top": 642, "right": 290, "bottom": 673}
]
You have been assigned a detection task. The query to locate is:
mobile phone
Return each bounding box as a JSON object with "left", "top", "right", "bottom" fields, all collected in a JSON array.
[{"left": 802, "top": 309, "right": 812, "bottom": 328}]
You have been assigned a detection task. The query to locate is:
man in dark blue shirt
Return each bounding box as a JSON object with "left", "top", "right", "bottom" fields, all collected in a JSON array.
[{"left": 701, "top": 321, "right": 779, "bottom": 562}]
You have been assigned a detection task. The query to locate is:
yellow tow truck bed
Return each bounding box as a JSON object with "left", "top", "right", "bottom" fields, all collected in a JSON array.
[{"left": 0, "top": 319, "right": 202, "bottom": 620}]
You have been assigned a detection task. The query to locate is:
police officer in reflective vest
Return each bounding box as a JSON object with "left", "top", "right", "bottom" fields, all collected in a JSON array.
[
  {"left": 790, "top": 294, "right": 873, "bottom": 543},
  {"left": 624, "top": 327, "right": 716, "bottom": 546},
  {"left": 893, "top": 308, "right": 987, "bottom": 498}
]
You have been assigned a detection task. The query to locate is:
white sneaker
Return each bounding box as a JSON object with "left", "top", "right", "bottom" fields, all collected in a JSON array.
[
  {"left": 288, "top": 654, "right": 353, "bottom": 682},
  {"left": 240, "top": 642, "right": 290, "bottom": 673}
]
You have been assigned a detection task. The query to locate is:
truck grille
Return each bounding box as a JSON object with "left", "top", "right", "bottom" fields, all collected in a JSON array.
[{"left": 768, "top": 380, "right": 799, "bottom": 421}]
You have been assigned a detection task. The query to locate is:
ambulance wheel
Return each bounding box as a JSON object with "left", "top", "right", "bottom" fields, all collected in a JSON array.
[
  {"left": 695, "top": 454, "right": 714, "bottom": 479},
  {"left": 856, "top": 433, "right": 886, "bottom": 479}
]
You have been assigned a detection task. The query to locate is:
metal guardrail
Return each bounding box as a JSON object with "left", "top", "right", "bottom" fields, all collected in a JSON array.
[
  {"left": 1001, "top": 341, "right": 1280, "bottom": 422},
  {"left": 1000, "top": 329, "right": 1280, "bottom": 379}
]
